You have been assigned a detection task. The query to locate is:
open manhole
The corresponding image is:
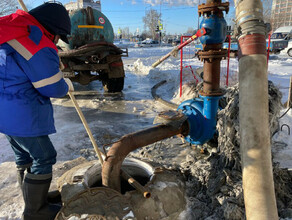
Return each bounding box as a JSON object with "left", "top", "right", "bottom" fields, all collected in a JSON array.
[
  {"left": 91, "top": 158, "right": 154, "bottom": 195},
  {"left": 57, "top": 158, "right": 154, "bottom": 201},
  {"left": 56, "top": 157, "right": 186, "bottom": 219}
]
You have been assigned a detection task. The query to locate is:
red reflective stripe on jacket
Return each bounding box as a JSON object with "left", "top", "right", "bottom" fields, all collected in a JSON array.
[{"left": 17, "top": 34, "right": 57, "bottom": 56}]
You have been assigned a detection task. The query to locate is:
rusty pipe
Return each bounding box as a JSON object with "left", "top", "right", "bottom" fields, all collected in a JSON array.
[
  {"left": 197, "top": 0, "right": 227, "bottom": 97},
  {"left": 102, "top": 122, "right": 188, "bottom": 192},
  {"left": 197, "top": 49, "right": 226, "bottom": 96},
  {"left": 203, "top": 58, "right": 221, "bottom": 94},
  {"left": 121, "top": 170, "right": 151, "bottom": 198}
]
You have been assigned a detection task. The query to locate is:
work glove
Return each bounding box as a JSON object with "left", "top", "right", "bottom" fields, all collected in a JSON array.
[{"left": 64, "top": 78, "right": 74, "bottom": 92}]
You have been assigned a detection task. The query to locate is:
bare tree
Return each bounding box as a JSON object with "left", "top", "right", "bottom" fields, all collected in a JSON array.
[
  {"left": 186, "top": 27, "right": 196, "bottom": 35},
  {"left": 262, "top": 0, "right": 273, "bottom": 23},
  {"left": 121, "top": 27, "right": 130, "bottom": 39},
  {"left": 223, "top": 0, "right": 272, "bottom": 33},
  {"left": 143, "top": 9, "right": 161, "bottom": 40},
  {"left": 0, "top": 0, "right": 18, "bottom": 16},
  {"left": 141, "top": 31, "right": 151, "bottom": 40}
]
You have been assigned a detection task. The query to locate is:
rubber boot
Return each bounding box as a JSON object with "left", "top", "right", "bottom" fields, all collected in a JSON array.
[
  {"left": 17, "top": 167, "right": 61, "bottom": 204},
  {"left": 17, "top": 167, "right": 25, "bottom": 188},
  {"left": 16, "top": 164, "right": 32, "bottom": 188},
  {"left": 47, "top": 190, "right": 62, "bottom": 204},
  {"left": 22, "top": 173, "right": 61, "bottom": 220}
]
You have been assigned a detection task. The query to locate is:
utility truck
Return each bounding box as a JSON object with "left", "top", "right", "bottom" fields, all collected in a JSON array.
[{"left": 58, "top": 0, "right": 127, "bottom": 92}]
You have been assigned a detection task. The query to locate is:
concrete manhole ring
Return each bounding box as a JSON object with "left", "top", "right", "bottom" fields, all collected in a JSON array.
[
  {"left": 55, "top": 187, "right": 135, "bottom": 220},
  {"left": 57, "top": 158, "right": 155, "bottom": 203},
  {"left": 56, "top": 157, "right": 187, "bottom": 219}
]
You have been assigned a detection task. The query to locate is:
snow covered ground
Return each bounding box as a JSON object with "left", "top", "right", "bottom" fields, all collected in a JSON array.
[{"left": 0, "top": 46, "right": 291, "bottom": 219}]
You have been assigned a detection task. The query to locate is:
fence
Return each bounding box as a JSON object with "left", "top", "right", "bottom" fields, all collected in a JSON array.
[{"left": 180, "top": 35, "right": 238, "bottom": 97}]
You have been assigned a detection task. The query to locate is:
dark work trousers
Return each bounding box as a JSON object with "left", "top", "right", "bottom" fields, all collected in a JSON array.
[{"left": 6, "top": 135, "right": 57, "bottom": 174}]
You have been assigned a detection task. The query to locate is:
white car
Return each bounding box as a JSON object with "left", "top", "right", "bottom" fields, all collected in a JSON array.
[
  {"left": 134, "top": 39, "right": 159, "bottom": 48},
  {"left": 283, "top": 40, "right": 292, "bottom": 57}
]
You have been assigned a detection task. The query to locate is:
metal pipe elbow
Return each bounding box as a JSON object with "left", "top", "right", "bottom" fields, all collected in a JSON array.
[
  {"left": 177, "top": 95, "right": 221, "bottom": 145},
  {"left": 102, "top": 123, "right": 188, "bottom": 192}
]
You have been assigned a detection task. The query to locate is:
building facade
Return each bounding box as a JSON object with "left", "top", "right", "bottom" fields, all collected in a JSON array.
[
  {"left": 271, "top": 0, "right": 292, "bottom": 30},
  {"left": 65, "top": 0, "right": 101, "bottom": 12}
]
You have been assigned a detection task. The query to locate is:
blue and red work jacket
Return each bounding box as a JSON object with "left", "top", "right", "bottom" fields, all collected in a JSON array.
[{"left": 0, "top": 10, "right": 69, "bottom": 137}]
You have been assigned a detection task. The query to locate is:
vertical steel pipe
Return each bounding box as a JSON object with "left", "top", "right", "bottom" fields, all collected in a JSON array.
[
  {"left": 235, "top": 0, "right": 278, "bottom": 219},
  {"left": 198, "top": 0, "right": 228, "bottom": 96},
  {"left": 202, "top": 58, "right": 221, "bottom": 94}
]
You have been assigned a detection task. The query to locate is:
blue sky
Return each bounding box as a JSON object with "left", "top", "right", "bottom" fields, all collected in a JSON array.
[
  {"left": 27, "top": 0, "right": 234, "bottom": 35},
  {"left": 102, "top": 1, "right": 198, "bottom": 35}
]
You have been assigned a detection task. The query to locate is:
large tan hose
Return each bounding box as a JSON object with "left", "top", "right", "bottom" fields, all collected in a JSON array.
[
  {"left": 235, "top": 0, "right": 278, "bottom": 219},
  {"left": 239, "top": 55, "right": 278, "bottom": 219}
]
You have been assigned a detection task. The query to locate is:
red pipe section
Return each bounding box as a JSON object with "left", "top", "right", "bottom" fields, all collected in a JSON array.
[
  {"left": 180, "top": 35, "right": 183, "bottom": 97},
  {"left": 226, "top": 35, "right": 231, "bottom": 86},
  {"left": 267, "top": 34, "right": 271, "bottom": 64},
  {"left": 238, "top": 33, "right": 267, "bottom": 58}
]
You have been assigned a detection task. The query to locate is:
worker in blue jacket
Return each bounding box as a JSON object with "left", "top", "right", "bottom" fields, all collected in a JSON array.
[{"left": 0, "top": 2, "right": 74, "bottom": 220}]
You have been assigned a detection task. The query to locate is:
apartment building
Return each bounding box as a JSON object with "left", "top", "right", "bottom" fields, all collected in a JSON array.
[
  {"left": 65, "top": 0, "right": 101, "bottom": 12},
  {"left": 271, "top": 0, "right": 292, "bottom": 30}
]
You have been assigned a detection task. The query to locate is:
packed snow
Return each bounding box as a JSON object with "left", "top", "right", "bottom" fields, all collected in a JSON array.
[{"left": 0, "top": 45, "right": 291, "bottom": 219}]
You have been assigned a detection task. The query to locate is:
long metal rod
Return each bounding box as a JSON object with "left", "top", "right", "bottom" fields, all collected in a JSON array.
[
  {"left": 69, "top": 93, "right": 151, "bottom": 198},
  {"left": 121, "top": 170, "right": 151, "bottom": 198},
  {"left": 17, "top": 0, "right": 28, "bottom": 11},
  {"left": 152, "top": 28, "right": 206, "bottom": 68},
  {"left": 68, "top": 92, "right": 104, "bottom": 164}
]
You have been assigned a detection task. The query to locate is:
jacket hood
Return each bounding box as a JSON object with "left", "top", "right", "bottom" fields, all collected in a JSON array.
[
  {"left": 29, "top": 3, "right": 71, "bottom": 44},
  {"left": 0, "top": 10, "right": 55, "bottom": 45}
]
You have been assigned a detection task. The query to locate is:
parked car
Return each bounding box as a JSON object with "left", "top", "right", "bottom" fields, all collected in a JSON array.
[
  {"left": 134, "top": 39, "right": 159, "bottom": 47},
  {"left": 172, "top": 39, "right": 181, "bottom": 46},
  {"left": 167, "top": 39, "right": 173, "bottom": 44},
  {"left": 134, "top": 41, "right": 142, "bottom": 47},
  {"left": 267, "top": 26, "right": 292, "bottom": 54},
  {"left": 282, "top": 40, "right": 292, "bottom": 57}
]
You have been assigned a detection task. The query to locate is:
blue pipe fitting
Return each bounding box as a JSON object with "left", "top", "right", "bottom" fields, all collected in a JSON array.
[
  {"left": 177, "top": 95, "right": 221, "bottom": 145},
  {"left": 199, "top": 14, "right": 227, "bottom": 45}
]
